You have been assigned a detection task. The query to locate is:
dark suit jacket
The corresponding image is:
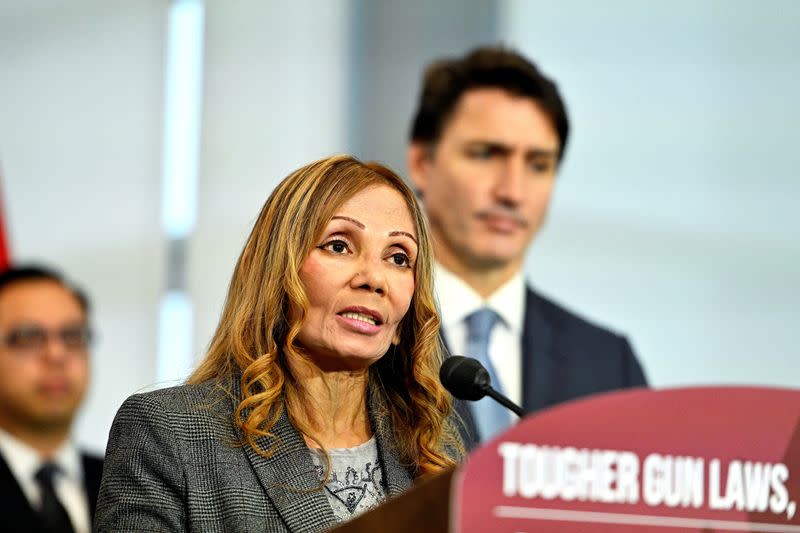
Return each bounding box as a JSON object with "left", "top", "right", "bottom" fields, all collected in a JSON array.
[
  {"left": 0, "top": 446, "right": 103, "bottom": 533},
  {"left": 450, "top": 286, "right": 647, "bottom": 449},
  {"left": 95, "top": 378, "right": 418, "bottom": 533}
]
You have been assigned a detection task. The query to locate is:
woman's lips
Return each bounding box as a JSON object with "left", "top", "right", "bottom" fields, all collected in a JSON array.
[
  {"left": 337, "top": 307, "right": 384, "bottom": 334},
  {"left": 337, "top": 313, "right": 382, "bottom": 334}
]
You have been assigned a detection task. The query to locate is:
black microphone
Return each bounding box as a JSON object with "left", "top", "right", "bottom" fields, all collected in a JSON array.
[{"left": 439, "top": 356, "right": 525, "bottom": 417}]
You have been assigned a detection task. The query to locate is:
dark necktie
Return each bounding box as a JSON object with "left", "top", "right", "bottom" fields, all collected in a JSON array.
[{"left": 34, "top": 463, "right": 75, "bottom": 533}]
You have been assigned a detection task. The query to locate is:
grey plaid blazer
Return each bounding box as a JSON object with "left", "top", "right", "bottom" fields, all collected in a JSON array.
[{"left": 95, "top": 378, "right": 416, "bottom": 532}]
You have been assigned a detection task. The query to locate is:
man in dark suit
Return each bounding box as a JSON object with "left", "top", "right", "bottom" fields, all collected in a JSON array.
[
  {"left": 0, "top": 266, "right": 102, "bottom": 533},
  {"left": 407, "top": 46, "right": 647, "bottom": 448}
]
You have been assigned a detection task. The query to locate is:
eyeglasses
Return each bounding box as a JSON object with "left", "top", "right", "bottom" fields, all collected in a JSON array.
[{"left": 0, "top": 324, "right": 93, "bottom": 353}]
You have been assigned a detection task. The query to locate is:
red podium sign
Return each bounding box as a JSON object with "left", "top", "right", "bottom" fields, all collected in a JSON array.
[{"left": 453, "top": 387, "right": 800, "bottom": 532}]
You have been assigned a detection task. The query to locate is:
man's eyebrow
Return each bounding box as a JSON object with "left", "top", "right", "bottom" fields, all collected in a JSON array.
[
  {"left": 464, "top": 140, "right": 558, "bottom": 159},
  {"left": 331, "top": 215, "right": 365, "bottom": 229},
  {"left": 526, "top": 148, "right": 559, "bottom": 159},
  {"left": 465, "top": 140, "right": 512, "bottom": 153},
  {"left": 389, "top": 231, "right": 418, "bottom": 245}
]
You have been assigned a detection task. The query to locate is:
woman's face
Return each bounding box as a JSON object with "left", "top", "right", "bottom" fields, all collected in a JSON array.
[{"left": 295, "top": 184, "right": 418, "bottom": 370}]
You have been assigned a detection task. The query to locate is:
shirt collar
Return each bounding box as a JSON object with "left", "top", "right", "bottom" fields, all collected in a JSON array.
[
  {"left": 434, "top": 262, "right": 526, "bottom": 335},
  {"left": 0, "top": 427, "right": 82, "bottom": 484}
]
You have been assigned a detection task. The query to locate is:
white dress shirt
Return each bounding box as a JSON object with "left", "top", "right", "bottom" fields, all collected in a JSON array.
[
  {"left": 0, "top": 427, "right": 91, "bottom": 533},
  {"left": 434, "top": 262, "right": 526, "bottom": 408}
]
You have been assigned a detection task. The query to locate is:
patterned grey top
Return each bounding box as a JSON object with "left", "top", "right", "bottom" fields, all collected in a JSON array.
[{"left": 308, "top": 437, "right": 386, "bottom": 522}]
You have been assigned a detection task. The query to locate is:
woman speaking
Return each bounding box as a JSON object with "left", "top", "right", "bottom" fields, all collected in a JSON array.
[{"left": 95, "top": 155, "right": 463, "bottom": 532}]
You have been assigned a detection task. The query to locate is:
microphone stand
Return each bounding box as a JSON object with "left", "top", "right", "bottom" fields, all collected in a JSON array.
[{"left": 485, "top": 387, "right": 525, "bottom": 417}]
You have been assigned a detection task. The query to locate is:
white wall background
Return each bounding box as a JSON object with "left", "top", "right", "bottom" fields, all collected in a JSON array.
[
  {"left": 0, "top": 0, "right": 797, "bottom": 453},
  {"left": 500, "top": 0, "right": 800, "bottom": 389},
  {"left": 190, "top": 1, "right": 351, "bottom": 372},
  {"left": 0, "top": 1, "right": 168, "bottom": 454}
]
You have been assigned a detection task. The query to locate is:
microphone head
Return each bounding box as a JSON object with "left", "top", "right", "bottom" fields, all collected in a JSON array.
[{"left": 439, "top": 356, "right": 492, "bottom": 401}]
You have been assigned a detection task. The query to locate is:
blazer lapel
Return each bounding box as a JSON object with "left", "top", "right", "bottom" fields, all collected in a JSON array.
[
  {"left": 231, "top": 381, "right": 336, "bottom": 533},
  {"left": 0, "top": 451, "right": 43, "bottom": 532},
  {"left": 367, "top": 388, "right": 414, "bottom": 497},
  {"left": 521, "top": 287, "right": 562, "bottom": 413}
]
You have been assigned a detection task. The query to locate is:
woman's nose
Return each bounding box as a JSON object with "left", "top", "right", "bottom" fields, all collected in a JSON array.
[{"left": 350, "top": 255, "right": 387, "bottom": 295}]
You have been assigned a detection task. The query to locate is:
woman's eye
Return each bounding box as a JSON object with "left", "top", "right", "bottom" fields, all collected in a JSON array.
[
  {"left": 390, "top": 252, "right": 411, "bottom": 267},
  {"left": 321, "top": 240, "right": 349, "bottom": 254}
]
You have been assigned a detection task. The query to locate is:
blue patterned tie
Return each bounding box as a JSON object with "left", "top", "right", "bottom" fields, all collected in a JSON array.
[{"left": 465, "top": 308, "right": 511, "bottom": 442}]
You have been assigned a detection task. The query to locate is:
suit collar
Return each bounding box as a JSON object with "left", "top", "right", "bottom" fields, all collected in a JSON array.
[
  {"left": 439, "top": 285, "right": 564, "bottom": 445},
  {"left": 434, "top": 262, "right": 526, "bottom": 336},
  {"left": 0, "top": 426, "right": 83, "bottom": 506},
  {"left": 0, "top": 449, "right": 42, "bottom": 530},
  {"left": 365, "top": 385, "right": 414, "bottom": 497},
  {"left": 521, "top": 286, "right": 563, "bottom": 412},
  {"left": 229, "top": 377, "right": 335, "bottom": 533},
  {"left": 0, "top": 437, "right": 102, "bottom": 531},
  {"left": 229, "top": 375, "right": 413, "bottom": 531}
]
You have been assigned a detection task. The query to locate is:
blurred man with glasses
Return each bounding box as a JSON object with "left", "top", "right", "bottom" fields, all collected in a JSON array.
[{"left": 0, "top": 265, "right": 101, "bottom": 533}]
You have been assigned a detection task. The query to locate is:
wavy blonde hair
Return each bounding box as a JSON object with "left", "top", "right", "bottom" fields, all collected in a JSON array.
[{"left": 189, "top": 155, "right": 460, "bottom": 477}]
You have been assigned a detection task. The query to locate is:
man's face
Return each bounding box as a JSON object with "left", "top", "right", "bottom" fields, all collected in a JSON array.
[
  {"left": 408, "top": 87, "right": 560, "bottom": 279},
  {"left": 0, "top": 280, "right": 90, "bottom": 434}
]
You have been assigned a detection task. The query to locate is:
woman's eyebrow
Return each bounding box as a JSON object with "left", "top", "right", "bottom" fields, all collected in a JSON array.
[
  {"left": 331, "top": 215, "right": 364, "bottom": 229},
  {"left": 332, "top": 216, "right": 417, "bottom": 244},
  {"left": 390, "top": 231, "right": 418, "bottom": 245}
]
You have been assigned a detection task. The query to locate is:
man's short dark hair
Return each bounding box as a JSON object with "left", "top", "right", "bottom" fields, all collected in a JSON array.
[
  {"left": 0, "top": 265, "right": 90, "bottom": 314},
  {"left": 409, "top": 45, "right": 570, "bottom": 162}
]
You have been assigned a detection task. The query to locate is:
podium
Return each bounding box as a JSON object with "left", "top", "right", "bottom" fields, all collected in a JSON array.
[{"left": 331, "top": 386, "right": 800, "bottom": 532}]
